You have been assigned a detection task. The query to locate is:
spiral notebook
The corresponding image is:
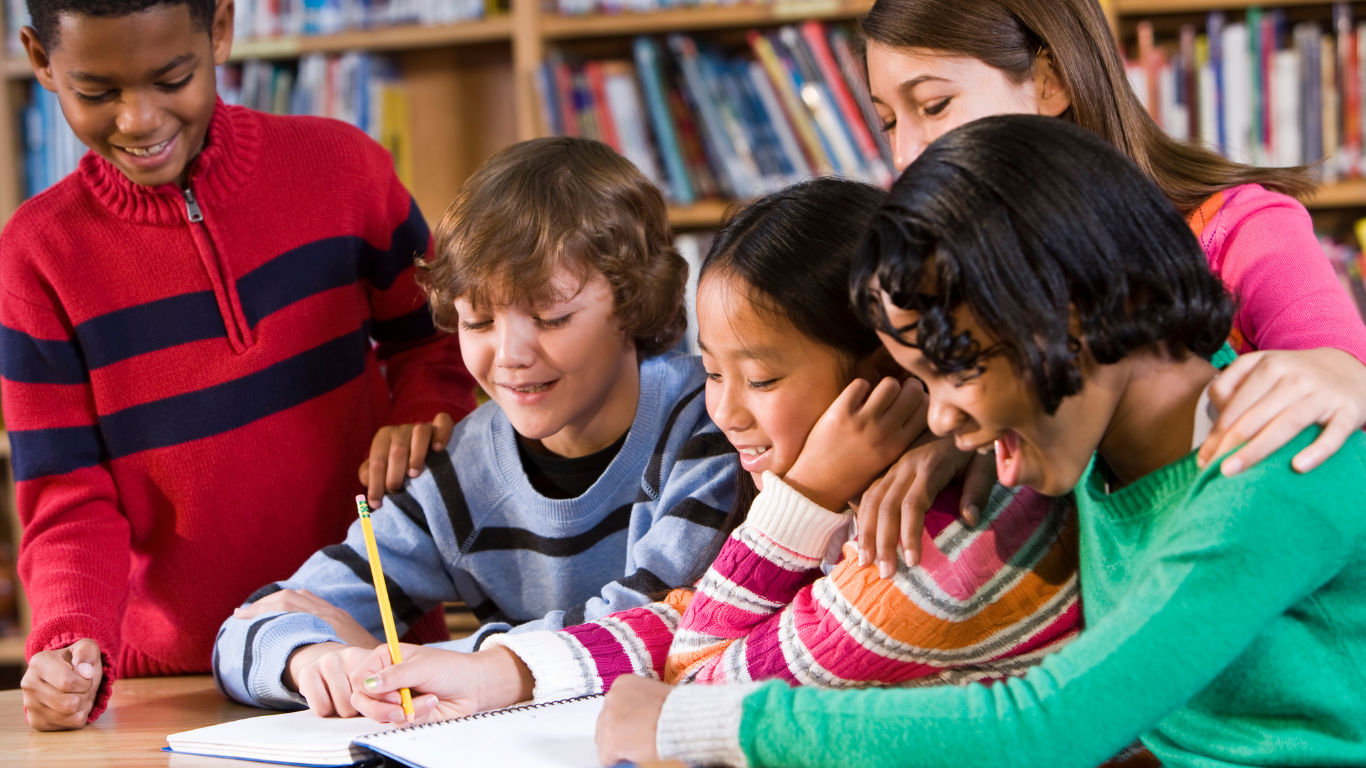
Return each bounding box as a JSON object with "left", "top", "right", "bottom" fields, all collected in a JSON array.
[
  {"left": 165, "top": 695, "right": 604, "bottom": 768},
  {"left": 357, "top": 695, "right": 605, "bottom": 768}
]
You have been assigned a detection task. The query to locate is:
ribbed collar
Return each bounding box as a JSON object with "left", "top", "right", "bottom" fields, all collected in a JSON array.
[
  {"left": 78, "top": 99, "right": 261, "bottom": 227},
  {"left": 1079, "top": 451, "right": 1202, "bottom": 523}
]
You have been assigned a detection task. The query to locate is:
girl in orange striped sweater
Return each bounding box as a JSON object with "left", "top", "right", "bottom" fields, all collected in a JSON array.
[{"left": 345, "top": 177, "right": 1080, "bottom": 723}]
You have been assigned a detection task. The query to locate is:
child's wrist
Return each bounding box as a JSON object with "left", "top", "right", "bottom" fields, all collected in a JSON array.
[
  {"left": 781, "top": 465, "right": 847, "bottom": 512},
  {"left": 476, "top": 646, "right": 535, "bottom": 710},
  {"left": 283, "top": 642, "right": 344, "bottom": 691}
]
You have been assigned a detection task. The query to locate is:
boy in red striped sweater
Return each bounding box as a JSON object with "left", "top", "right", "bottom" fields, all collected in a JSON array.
[{"left": 2, "top": 0, "right": 475, "bottom": 730}]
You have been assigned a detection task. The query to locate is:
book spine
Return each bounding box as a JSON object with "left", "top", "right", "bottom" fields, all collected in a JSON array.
[
  {"left": 800, "top": 20, "right": 892, "bottom": 185},
  {"left": 633, "top": 36, "right": 694, "bottom": 204}
]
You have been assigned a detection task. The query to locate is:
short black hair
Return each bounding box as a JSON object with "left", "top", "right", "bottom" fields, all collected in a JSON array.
[
  {"left": 850, "top": 114, "right": 1235, "bottom": 415},
  {"left": 27, "top": 0, "right": 216, "bottom": 49}
]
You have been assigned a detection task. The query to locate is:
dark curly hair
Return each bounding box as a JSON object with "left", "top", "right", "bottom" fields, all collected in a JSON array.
[
  {"left": 850, "top": 114, "right": 1235, "bottom": 415},
  {"left": 421, "top": 137, "right": 687, "bottom": 358},
  {"left": 27, "top": 0, "right": 216, "bottom": 49}
]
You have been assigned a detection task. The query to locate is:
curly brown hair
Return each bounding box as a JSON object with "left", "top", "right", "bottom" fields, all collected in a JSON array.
[{"left": 420, "top": 137, "right": 688, "bottom": 358}]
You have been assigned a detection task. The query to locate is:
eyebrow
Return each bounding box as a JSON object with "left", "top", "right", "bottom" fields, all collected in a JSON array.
[
  {"left": 871, "top": 74, "right": 951, "bottom": 105},
  {"left": 68, "top": 53, "right": 197, "bottom": 84},
  {"left": 694, "top": 338, "right": 784, "bottom": 363}
]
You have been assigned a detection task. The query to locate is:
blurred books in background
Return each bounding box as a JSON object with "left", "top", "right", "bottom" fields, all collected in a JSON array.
[
  {"left": 535, "top": 21, "right": 894, "bottom": 205},
  {"left": 1126, "top": 2, "right": 1366, "bottom": 181}
]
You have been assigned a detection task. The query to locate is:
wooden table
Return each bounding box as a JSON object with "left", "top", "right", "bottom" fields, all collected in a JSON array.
[
  {"left": 0, "top": 676, "right": 264, "bottom": 767},
  {"left": 0, "top": 676, "right": 684, "bottom": 767}
]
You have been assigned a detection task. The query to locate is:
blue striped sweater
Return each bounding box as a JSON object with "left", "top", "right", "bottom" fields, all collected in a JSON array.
[{"left": 214, "top": 351, "right": 737, "bottom": 709}]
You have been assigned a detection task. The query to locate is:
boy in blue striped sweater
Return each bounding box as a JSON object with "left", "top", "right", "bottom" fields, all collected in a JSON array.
[{"left": 213, "top": 138, "right": 737, "bottom": 714}]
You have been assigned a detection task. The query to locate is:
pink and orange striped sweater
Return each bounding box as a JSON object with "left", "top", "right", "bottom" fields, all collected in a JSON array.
[{"left": 487, "top": 472, "right": 1080, "bottom": 700}]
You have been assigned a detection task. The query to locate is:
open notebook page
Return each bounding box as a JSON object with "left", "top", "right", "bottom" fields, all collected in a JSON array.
[
  {"left": 356, "top": 695, "right": 604, "bottom": 768},
  {"left": 166, "top": 708, "right": 399, "bottom": 767}
]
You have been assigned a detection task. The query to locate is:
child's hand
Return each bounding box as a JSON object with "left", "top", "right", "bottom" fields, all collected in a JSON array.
[
  {"left": 233, "top": 589, "right": 380, "bottom": 650},
  {"left": 358, "top": 413, "right": 456, "bottom": 507},
  {"left": 1198, "top": 348, "right": 1366, "bottom": 476},
  {"left": 784, "top": 377, "right": 927, "bottom": 511},
  {"left": 20, "top": 638, "right": 103, "bottom": 731},
  {"left": 854, "top": 435, "right": 996, "bottom": 578},
  {"left": 595, "top": 675, "right": 670, "bottom": 766},
  {"left": 286, "top": 643, "right": 377, "bottom": 718},
  {"left": 347, "top": 644, "right": 533, "bottom": 724}
]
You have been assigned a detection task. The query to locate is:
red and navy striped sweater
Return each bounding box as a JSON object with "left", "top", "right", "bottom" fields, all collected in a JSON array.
[{"left": 0, "top": 101, "right": 475, "bottom": 719}]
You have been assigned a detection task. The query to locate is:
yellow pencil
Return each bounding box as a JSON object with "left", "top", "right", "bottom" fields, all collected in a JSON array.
[{"left": 355, "top": 494, "right": 415, "bottom": 721}]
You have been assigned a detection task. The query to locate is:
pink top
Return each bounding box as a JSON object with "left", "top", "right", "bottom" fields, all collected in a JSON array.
[{"left": 1190, "top": 183, "right": 1366, "bottom": 364}]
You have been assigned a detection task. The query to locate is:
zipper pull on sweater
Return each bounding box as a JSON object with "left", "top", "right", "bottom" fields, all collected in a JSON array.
[{"left": 184, "top": 188, "right": 204, "bottom": 223}]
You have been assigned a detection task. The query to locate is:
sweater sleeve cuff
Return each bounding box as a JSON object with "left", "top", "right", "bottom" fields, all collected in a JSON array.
[
  {"left": 26, "top": 615, "right": 121, "bottom": 723},
  {"left": 245, "top": 615, "right": 342, "bottom": 709},
  {"left": 483, "top": 631, "right": 600, "bottom": 702},
  {"left": 750, "top": 472, "right": 854, "bottom": 560},
  {"left": 657, "top": 682, "right": 765, "bottom": 767}
]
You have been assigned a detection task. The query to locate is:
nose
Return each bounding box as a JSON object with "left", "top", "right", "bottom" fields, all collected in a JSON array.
[
  {"left": 115, "top": 89, "right": 161, "bottom": 139},
  {"left": 708, "top": 381, "right": 753, "bottom": 435},
  {"left": 494, "top": 318, "right": 537, "bottom": 369},
  {"left": 892, "top": 126, "right": 928, "bottom": 173},
  {"left": 925, "top": 392, "right": 967, "bottom": 438}
]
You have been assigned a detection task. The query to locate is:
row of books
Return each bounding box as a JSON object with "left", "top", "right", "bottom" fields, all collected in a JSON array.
[
  {"left": 22, "top": 82, "right": 85, "bottom": 199},
  {"left": 233, "top": 0, "right": 495, "bottom": 40},
  {"left": 6, "top": 0, "right": 27, "bottom": 54},
  {"left": 219, "top": 54, "right": 416, "bottom": 187},
  {"left": 535, "top": 22, "right": 894, "bottom": 205},
  {"left": 554, "top": 0, "right": 797, "bottom": 19},
  {"left": 1127, "top": 3, "right": 1366, "bottom": 179}
]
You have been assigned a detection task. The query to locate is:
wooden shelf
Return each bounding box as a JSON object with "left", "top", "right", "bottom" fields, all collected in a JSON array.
[
  {"left": 1305, "top": 179, "right": 1366, "bottom": 209},
  {"left": 0, "top": 635, "right": 24, "bottom": 665},
  {"left": 542, "top": 0, "right": 871, "bottom": 39},
  {"left": 5, "top": 56, "right": 32, "bottom": 81},
  {"left": 668, "top": 199, "right": 742, "bottom": 228},
  {"left": 1115, "top": 0, "right": 1341, "bottom": 13},
  {"left": 229, "top": 17, "right": 513, "bottom": 61}
]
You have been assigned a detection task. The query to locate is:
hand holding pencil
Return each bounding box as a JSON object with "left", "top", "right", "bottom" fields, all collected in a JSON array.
[{"left": 354, "top": 495, "right": 415, "bottom": 722}]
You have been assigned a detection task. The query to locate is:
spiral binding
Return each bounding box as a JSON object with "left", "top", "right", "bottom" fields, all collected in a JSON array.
[{"left": 362, "top": 693, "right": 605, "bottom": 740}]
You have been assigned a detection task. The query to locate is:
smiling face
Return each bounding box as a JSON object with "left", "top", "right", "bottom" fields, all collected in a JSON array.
[
  {"left": 697, "top": 272, "right": 852, "bottom": 489},
  {"left": 455, "top": 268, "right": 640, "bottom": 459},
  {"left": 21, "top": 1, "right": 232, "bottom": 188},
  {"left": 866, "top": 41, "right": 1070, "bottom": 172},
  {"left": 876, "top": 294, "right": 1115, "bottom": 496}
]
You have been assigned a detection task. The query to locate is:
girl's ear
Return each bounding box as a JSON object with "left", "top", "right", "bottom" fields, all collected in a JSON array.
[
  {"left": 852, "top": 347, "right": 913, "bottom": 384},
  {"left": 1034, "top": 49, "right": 1071, "bottom": 118}
]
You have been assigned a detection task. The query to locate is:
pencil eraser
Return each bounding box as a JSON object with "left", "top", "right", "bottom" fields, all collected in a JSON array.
[{"left": 355, "top": 495, "right": 367, "bottom": 504}]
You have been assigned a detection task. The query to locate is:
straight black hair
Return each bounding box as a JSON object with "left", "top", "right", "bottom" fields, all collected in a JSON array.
[
  {"left": 850, "top": 114, "right": 1235, "bottom": 415},
  {"left": 682, "top": 176, "right": 887, "bottom": 585}
]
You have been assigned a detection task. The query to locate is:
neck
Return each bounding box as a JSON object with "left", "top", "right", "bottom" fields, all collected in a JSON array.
[
  {"left": 1096, "top": 347, "right": 1218, "bottom": 488},
  {"left": 537, "top": 350, "right": 641, "bottom": 459}
]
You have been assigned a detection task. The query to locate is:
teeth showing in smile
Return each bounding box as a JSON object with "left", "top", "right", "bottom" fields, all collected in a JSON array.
[
  {"left": 510, "top": 384, "right": 550, "bottom": 393},
  {"left": 122, "top": 140, "right": 170, "bottom": 158},
  {"left": 738, "top": 447, "right": 770, "bottom": 457}
]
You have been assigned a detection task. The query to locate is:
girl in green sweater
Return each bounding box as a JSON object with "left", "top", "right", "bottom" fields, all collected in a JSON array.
[{"left": 595, "top": 114, "right": 1366, "bottom": 767}]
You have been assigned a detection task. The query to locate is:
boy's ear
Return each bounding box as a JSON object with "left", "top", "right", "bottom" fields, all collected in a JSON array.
[
  {"left": 211, "top": 0, "right": 235, "bottom": 66},
  {"left": 19, "top": 27, "right": 57, "bottom": 93}
]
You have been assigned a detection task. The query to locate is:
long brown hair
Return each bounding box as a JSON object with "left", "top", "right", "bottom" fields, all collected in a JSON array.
[{"left": 860, "top": 0, "right": 1315, "bottom": 213}]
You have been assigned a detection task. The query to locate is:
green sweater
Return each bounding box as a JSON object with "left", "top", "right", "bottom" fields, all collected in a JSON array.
[{"left": 658, "top": 427, "right": 1366, "bottom": 767}]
